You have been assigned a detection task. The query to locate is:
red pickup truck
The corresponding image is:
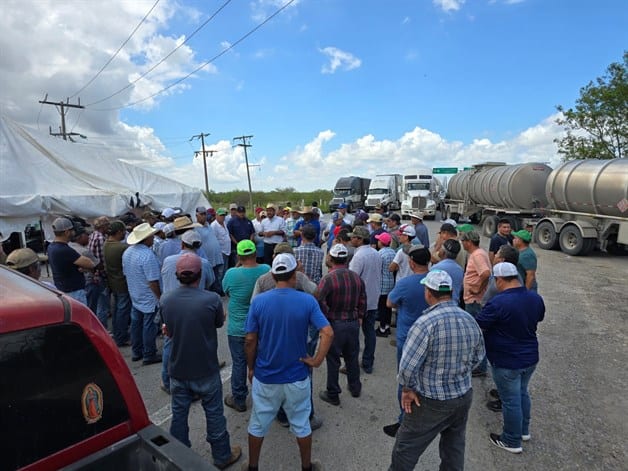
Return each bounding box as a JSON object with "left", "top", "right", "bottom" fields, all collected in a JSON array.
[{"left": 0, "top": 266, "right": 217, "bottom": 470}]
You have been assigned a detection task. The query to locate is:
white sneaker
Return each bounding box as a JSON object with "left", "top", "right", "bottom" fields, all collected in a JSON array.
[
  {"left": 489, "top": 433, "right": 523, "bottom": 453},
  {"left": 522, "top": 434, "right": 531, "bottom": 442}
]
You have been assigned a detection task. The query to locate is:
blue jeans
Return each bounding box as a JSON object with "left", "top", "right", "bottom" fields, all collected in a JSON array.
[
  {"left": 170, "top": 374, "right": 232, "bottom": 465},
  {"left": 228, "top": 335, "right": 247, "bottom": 406},
  {"left": 161, "top": 336, "right": 172, "bottom": 388},
  {"left": 389, "top": 389, "right": 472, "bottom": 471},
  {"left": 361, "top": 309, "right": 377, "bottom": 371},
  {"left": 112, "top": 292, "right": 131, "bottom": 346},
  {"left": 66, "top": 288, "right": 87, "bottom": 305},
  {"left": 130, "top": 306, "right": 159, "bottom": 360},
  {"left": 492, "top": 364, "right": 537, "bottom": 447},
  {"left": 86, "top": 281, "right": 110, "bottom": 328},
  {"left": 465, "top": 302, "right": 487, "bottom": 373}
]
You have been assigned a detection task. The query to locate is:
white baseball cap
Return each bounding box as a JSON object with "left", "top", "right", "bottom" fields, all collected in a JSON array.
[
  {"left": 271, "top": 253, "right": 298, "bottom": 274},
  {"left": 329, "top": 243, "right": 349, "bottom": 258},
  {"left": 493, "top": 262, "right": 518, "bottom": 277},
  {"left": 420, "top": 270, "right": 453, "bottom": 292}
]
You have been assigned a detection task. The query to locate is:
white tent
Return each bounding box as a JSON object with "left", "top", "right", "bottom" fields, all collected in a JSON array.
[{"left": 0, "top": 116, "right": 208, "bottom": 239}]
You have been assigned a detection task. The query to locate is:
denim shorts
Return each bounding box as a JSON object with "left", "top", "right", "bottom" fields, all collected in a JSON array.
[{"left": 248, "top": 377, "right": 311, "bottom": 438}]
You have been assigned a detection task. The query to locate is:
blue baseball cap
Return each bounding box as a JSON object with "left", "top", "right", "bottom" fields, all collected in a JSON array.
[{"left": 338, "top": 203, "right": 347, "bottom": 209}]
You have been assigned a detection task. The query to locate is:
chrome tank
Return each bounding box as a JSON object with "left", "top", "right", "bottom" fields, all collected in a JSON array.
[
  {"left": 448, "top": 163, "right": 552, "bottom": 209},
  {"left": 546, "top": 159, "right": 628, "bottom": 217}
]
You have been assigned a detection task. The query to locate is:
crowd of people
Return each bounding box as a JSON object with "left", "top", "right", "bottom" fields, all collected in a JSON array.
[{"left": 1, "top": 203, "right": 545, "bottom": 470}]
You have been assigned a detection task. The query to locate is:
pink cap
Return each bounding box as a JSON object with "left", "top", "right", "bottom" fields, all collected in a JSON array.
[
  {"left": 375, "top": 232, "right": 392, "bottom": 246},
  {"left": 176, "top": 252, "right": 202, "bottom": 275}
]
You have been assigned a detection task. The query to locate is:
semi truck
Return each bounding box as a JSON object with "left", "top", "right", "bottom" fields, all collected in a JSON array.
[
  {"left": 365, "top": 174, "right": 404, "bottom": 212},
  {"left": 329, "top": 176, "right": 371, "bottom": 212},
  {"left": 400, "top": 172, "right": 444, "bottom": 219},
  {"left": 442, "top": 159, "right": 628, "bottom": 256}
]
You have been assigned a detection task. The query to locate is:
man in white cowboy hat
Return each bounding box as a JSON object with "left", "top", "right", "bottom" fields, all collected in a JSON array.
[{"left": 122, "top": 223, "right": 162, "bottom": 366}]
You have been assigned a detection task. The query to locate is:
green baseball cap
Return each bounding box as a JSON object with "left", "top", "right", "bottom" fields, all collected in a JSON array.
[
  {"left": 216, "top": 207, "right": 228, "bottom": 216},
  {"left": 237, "top": 239, "right": 257, "bottom": 256},
  {"left": 512, "top": 229, "right": 532, "bottom": 243},
  {"left": 456, "top": 223, "right": 474, "bottom": 233}
]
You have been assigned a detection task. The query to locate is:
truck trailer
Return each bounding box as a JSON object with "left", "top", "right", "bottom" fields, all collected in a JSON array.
[
  {"left": 328, "top": 176, "right": 371, "bottom": 212},
  {"left": 365, "top": 174, "right": 404, "bottom": 211},
  {"left": 442, "top": 159, "right": 628, "bottom": 256}
]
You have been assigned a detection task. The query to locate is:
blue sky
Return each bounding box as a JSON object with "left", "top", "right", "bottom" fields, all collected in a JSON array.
[{"left": 1, "top": 0, "right": 626, "bottom": 192}]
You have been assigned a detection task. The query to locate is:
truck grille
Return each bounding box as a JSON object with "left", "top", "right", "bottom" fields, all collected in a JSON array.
[{"left": 412, "top": 197, "right": 427, "bottom": 209}]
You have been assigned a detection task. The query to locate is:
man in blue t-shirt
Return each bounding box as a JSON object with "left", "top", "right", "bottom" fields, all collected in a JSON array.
[
  {"left": 244, "top": 253, "right": 333, "bottom": 471},
  {"left": 383, "top": 246, "right": 431, "bottom": 437}
]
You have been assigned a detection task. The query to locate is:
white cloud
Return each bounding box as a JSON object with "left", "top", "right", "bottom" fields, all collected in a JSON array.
[
  {"left": 250, "top": 0, "right": 301, "bottom": 22},
  {"left": 433, "top": 0, "right": 466, "bottom": 12},
  {"left": 270, "top": 116, "right": 565, "bottom": 191},
  {"left": 319, "top": 47, "right": 362, "bottom": 74}
]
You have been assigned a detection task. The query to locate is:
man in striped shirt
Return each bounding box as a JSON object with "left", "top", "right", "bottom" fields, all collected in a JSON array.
[
  {"left": 389, "top": 270, "right": 485, "bottom": 471},
  {"left": 294, "top": 225, "right": 324, "bottom": 284}
]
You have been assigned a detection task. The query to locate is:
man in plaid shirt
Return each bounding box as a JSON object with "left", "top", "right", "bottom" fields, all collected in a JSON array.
[
  {"left": 389, "top": 270, "right": 485, "bottom": 471},
  {"left": 317, "top": 243, "right": 366, "bottom": 405},
  {"left": 87, "top": 216, "right": 111, "bottom": 327},
  {"left": 294, "top": 225, "right": 324, "bottom": 284}
]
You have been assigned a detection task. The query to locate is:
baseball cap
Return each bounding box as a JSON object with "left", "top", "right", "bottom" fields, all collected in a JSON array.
[
  {"left": 375, "top": 232, "right": 392, "bottom": 246},
  {"left": 441, "top": 218, "right": 457, "bottom": 228},
  {"left": 331, "top": 211, "right": 341, "bottom": 221},
  {"left": 236, "top": 205, "right": 246, "bottom": 212},
  {"left": 229, "top": 203, "right": 238, "bottom": 210},
  {"left": 216, "top": 208, "right": 228, "bottom": 216},
  {"left": 237, "top": 239, "right": 256, "bottom": 256},
  {"left": 284, "top": 206, "right": 292, "bottom": 212},
  {"left": 266, "top": 203, "right": 276, "bottom": 210},
  {"left": 163, "top": 223, "right": 175, "bottom": 235},
  {"left": 408, "top": 246, "right": 430, "bottom": 265},
  {"left": 207, "top": 208, "right": 216, "bottom": 216},
  {"left": 421, "top": 270, "right": 453, "bottom": 292},
  {"left": 398, "top": 224, "right": 416, "bottom": 237},
  {"left": 512, "top": 229, "right": 532, "bottom": 243},
  {"left": 273, "top": 242, "right": 294, "bottom": 255},
  {"left": 195, "top": 206, "right": 207, "bottom": 214},
  {"left": 255, "top": 207, "right": 264, "bottom": 214},
  {"left": 457, "top": 223, "right": 474, "bottom": 233},
  {"left": 338, "top": 203, "right": 347, "bottom": 209},
  {"left": 52, "top": 217, "right": 74, "bottom": 231},
  {"left": 442, "top": 239, "right": 461, "bottom": 256},
  {"left": 6, "top": 248, "right": 40, "bottom": 269},
  {"left": 153, "top": 222, "right": 167, "bottom": 232},
  {"left": 161, "top": 208, "right": 181, "bottom": 219},
  {"left": 329, "top": 243, "right": 349, "bottom": 258},
  {"left": 493, "top": 262, "right": 519, "bottom": 277},
  {"left": 181, "top": 230, "right": 202, "bottom": 246},
  {"left": 271, "top": 253, "right": 298, "bottom": 274},
  {"left": 460, "top": 230, "right": 481, "bottom": 243},
  {"left": 348, "top": 226, "right": 370, "bottom": 240},
  {"left": 176, "top": 252, "right": 202, "bottom": 275}
]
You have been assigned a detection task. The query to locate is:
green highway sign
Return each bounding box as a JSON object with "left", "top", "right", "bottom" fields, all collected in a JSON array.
[{"left": 432, "top": 167, "right": 459, "bottom": 174}]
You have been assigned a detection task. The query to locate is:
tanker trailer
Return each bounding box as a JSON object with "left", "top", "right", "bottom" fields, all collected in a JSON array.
[
  {"left": 535, "top": 159, "right": 628, "bottom": 256},
  {"left": 443, "top": 162, "right": 552, "bottom": 237}
]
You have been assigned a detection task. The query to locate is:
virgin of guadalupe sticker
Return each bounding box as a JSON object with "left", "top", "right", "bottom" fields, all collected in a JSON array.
[{"left": 81, "top": 383, "right": 103, "bottom": 424}]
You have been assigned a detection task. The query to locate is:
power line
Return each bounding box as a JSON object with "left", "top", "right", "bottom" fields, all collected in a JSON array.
[
  {"left": 69, "top": 0, "right": 161, "bottom": 99},
  {"left": 85, "top": 0, "right": 233, "bottom": 107},
  {"left": 88, "top": 0, "right": 296, "bottom": 112}
]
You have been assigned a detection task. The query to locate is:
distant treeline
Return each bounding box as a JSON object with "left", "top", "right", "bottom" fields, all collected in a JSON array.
[{"left": 204, "top": 187, "right": 333, "bottom": 213}]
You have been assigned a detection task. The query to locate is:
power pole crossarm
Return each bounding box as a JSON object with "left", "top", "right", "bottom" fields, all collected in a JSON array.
[
  {"left": 191, "top": 132, "right": 213, "bottom": 194},
  {"left": 39, "top": 96, "right": 84, "bottom": 141}
]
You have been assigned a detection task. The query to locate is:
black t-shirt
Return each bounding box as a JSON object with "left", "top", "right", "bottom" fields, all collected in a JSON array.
[
  {"left": 161, "top": 286, "right": 224, "bottom": 380},
  {"left": 47, "top": 242, "right": 85, "bottom": 292},
  {"left": 489, "top": 233, "right": 513, "bottom": 254}
]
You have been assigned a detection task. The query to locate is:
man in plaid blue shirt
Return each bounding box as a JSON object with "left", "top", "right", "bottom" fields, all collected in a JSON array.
[
  {"left": 389, "top": 270, "right": 484, "bottom": 471},
  {"left": 294, "top": 225, "right": 324, "bottom": 284}
]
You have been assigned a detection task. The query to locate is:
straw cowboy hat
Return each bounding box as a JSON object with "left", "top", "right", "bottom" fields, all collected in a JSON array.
[{"left": 127, "top": 223, "right": 158, "bottom": 245}]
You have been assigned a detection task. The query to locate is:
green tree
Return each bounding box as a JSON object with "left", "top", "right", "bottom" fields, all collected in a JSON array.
[{"left": 555, "top": 51, "right": 627, "bottom": 160}]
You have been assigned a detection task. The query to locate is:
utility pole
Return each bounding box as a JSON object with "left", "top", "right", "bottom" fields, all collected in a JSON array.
[
  {"left": 190, "top": 132, "right": 213, "bottom": 194},
  {"left": 233, "top": 135, "right": 257, "bottom": 213},
  {"left": 38, "top": 94, "right": 85, "bottom": 141}
]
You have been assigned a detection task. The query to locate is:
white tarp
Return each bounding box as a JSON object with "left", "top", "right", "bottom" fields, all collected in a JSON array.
[{"left": 0, "top": 116, "right": 208, "bottom": 238}]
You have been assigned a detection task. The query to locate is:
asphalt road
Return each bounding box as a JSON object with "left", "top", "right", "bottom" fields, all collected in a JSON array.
[{"left": 120, "top": 218, "right": 628, "bottom": 471}]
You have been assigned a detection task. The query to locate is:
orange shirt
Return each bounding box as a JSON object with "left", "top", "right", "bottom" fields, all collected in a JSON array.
[{"left": 463, "top": 248, "right": 491, "bottom": 304}]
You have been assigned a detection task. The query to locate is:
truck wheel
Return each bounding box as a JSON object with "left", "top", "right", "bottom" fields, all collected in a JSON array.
[
  {"left": 481, "top": 215, "right": 498, "bottom": 238},
  {"left": 535, "top": 221, "right": 559, "bottom": 250},
  {"left": 559, "top": 225, "right": 585, "bottom": 256},
  {"left": 580, "top": 238, "right": 596, "bottom": 256},
  {"left": 469, "top": 213, "right": 481, "bottom": 224}
]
